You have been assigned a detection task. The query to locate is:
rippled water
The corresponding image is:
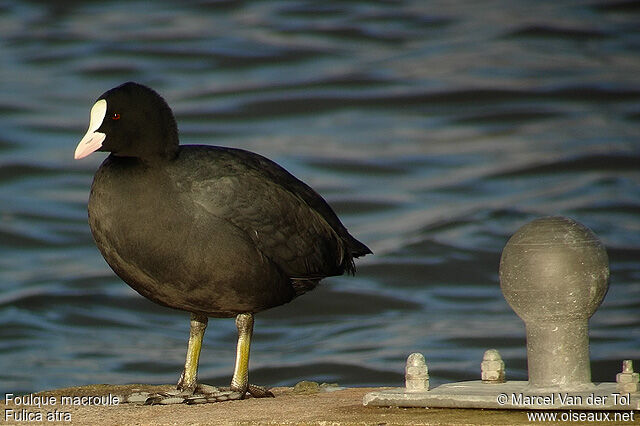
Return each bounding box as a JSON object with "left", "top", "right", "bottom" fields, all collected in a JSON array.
[{"left": 1, "top": 0, "right": 639, "bottom": 396}]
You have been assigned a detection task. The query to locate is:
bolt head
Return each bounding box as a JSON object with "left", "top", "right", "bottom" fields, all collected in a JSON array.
[
  {"left": 616, "top": 372, "right": 640, "bottom": 384},
  {"left": 482, "top": 370, "right": 505, "bottom": 382},
  {"left": 481, "top": 360, "right": 505, "bottom": 371},
  {"left": 483, "top": 349, "right": 502, "bottom": 361}
]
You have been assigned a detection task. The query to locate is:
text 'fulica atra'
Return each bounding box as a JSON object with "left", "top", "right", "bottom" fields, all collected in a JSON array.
[{"left": 74, "top": 82, "right": 371, "bottom": 404}]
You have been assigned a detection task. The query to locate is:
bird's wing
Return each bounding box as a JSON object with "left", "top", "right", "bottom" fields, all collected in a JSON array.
[{"left": 179, "top": 146, "right": 351, "bottom": 279}]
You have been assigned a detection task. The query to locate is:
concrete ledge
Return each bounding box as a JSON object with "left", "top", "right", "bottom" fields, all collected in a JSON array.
[{"left": 1, "top": 384, "right": 624, "bottom": 425}]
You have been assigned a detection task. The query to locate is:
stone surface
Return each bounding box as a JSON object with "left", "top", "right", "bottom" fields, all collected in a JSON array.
[{"left": 0, "top": 383, "right": 603, "bottom": 425}]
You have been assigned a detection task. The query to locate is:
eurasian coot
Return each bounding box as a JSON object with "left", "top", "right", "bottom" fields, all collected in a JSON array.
[{"left": 74, "top": 82, "right": 371, "bottom": 403}]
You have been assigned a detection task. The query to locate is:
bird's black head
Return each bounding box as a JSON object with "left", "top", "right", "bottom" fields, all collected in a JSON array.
[{"left": 75, "top": 82, "right": 179, "bottom": 161}]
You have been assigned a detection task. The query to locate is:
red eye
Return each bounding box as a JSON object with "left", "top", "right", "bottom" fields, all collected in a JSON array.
[{"left": 112, "top": 113, "right": 121, "bottom": 120}]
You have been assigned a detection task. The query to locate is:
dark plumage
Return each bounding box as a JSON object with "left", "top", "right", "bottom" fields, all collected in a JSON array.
[{"left": 75, "top": 82, "right": 371, "bottom": 402}]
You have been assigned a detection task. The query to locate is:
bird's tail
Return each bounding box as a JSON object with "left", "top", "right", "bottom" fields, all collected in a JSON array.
[{"left": 342, "top": 234, "right": 372, "bottom": 275}]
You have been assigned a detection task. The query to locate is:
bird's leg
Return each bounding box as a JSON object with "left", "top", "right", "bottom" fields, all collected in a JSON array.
[
  {"left": 230, "top": 313, "right": 252, "bottom": 394},
  {"left": 230, "top": 313, "right": 274, "bottom": 398},
  {"left": 124, "top": 312, "right": 271, "bottom": 404},
  {"left": 128, "top": 312, "right": 232, "bottom": 405},
  {"left": 177, "top": 313, "right": 208, "bottom": 392}
]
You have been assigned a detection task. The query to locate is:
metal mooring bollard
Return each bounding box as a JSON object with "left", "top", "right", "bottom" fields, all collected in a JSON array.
[
  {"left": 500, "top": 216, "right": 609, "bottom": 390},
  {"left": 363, "top": 216, "right": 639, "bottom": 410}
]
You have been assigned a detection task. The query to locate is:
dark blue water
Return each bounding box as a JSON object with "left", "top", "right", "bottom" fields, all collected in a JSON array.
[{"left": 1, "top": 0, "right": 639, "bottom": 396}]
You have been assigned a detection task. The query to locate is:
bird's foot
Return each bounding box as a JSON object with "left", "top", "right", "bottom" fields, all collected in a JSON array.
[
  {"left": 124, "top": 384, "right": 245, "bottom": 405},
  {"left": 231, "top": 383, "right": 275, "bottom": 399}
]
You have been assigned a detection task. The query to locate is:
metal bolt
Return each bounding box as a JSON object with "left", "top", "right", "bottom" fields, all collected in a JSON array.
[
  {"left": 481, "top": 349, "right": 505, "bottom": 383},
  {"left": 500, "top": 216, "right": 609, "bottom": 390},
  {"left": 405, "top": 352, "right": 429, "bottom": 391},
  {"left": 616, "top": 360, "right": 639, "bottom": 393}
]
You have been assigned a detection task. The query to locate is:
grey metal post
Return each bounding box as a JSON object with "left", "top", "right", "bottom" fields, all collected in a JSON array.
[
  {"left": 364, "top": 216, "right": 639, "bottom": 410},
  {"left": 525, "top": 319, "right": 590, "bottom": 388},
  {"left": 499, "top": 216, "right": 609, "bottom": 390}
]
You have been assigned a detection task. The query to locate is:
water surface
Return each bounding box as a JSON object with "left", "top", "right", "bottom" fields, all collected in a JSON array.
[{"left": 1, "top": 0, "right": 639, "bottom": 396}]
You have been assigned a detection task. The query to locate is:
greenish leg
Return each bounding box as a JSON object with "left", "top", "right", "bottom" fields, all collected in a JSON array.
[
  {"left": 123, "top": 312, "right": 273, "bottom": 405},
  {"left": 177, "top": 313, "right": 208, "bottom": 392},
  {"left": 230, "top": 313, "right": 253, "bottom": 393},
  {"left": 230, "top": 313, "right": 274, "bottom": 398}
]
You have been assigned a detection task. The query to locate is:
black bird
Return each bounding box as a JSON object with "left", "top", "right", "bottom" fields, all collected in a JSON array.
[{"left": 74, "top": 82, "right": 371, "bottom": 403}]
